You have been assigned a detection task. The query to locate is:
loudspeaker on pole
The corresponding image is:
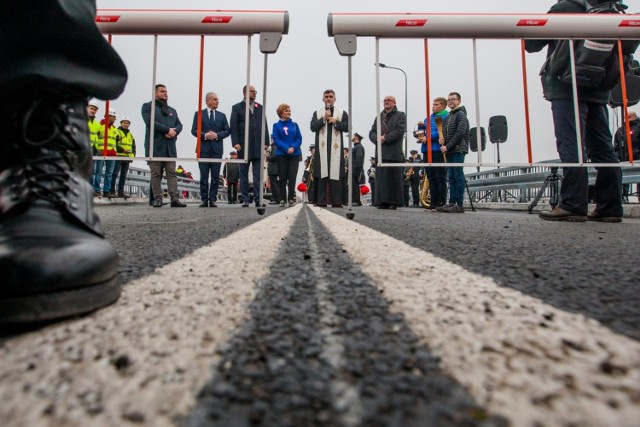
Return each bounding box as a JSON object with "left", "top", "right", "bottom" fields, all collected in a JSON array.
[
  {"left": 469, "top": 127, "right": 486, "bottom": 152},
  {"left": 488, "top": 115, "right": 508, "bottom": 143}
]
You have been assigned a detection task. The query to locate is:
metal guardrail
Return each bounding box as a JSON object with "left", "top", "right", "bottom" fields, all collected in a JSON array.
[
  {"left": 466, "top": 160, "right": 640, "bottom": 203},
  {"left": 121, "top": 166, "right": 201, "bottom": 200},
  {"left": 122, "top": 166, "right": 272, "bottom": 202}
]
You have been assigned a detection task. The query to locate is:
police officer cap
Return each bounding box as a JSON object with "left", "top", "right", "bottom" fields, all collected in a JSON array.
[
  {"left": 410, "top": 149, "right": 419, "bottom": 155},
  {"left": 370, "top": 156, "right": 376, "bottom": 160},
  {"left": 309, "top": 144, "right": 315, "bottom": 149},
  {"left": 108, "top": 109, "right": 116, "bottom": 117},
  {"left": 120, "top": 116, "right": 131, "bottom": 123},
  {"left": 353, "top": 132, "right": 363, "bottom": 140}
]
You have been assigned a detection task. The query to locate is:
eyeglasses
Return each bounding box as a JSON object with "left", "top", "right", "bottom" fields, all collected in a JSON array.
[{"left": 447, "top": 98, "right": 459, "bottom": 102}]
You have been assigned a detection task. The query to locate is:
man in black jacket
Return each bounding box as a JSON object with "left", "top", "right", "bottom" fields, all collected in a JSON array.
[
  {"left": 230, "top": 85, "right": 270, "bottom": 207},
  {"left": 142, "top": 84, "right": 186, "bottom": 208},
  {"left": 525, "top": 0, "right": 625, "bottom": 222},
  {"left": 441, "top": 92, "right": 469, "bottom": 213}
]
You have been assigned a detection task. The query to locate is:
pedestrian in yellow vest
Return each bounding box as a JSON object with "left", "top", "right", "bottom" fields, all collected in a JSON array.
[
  {"left": 88, "top": 100, "right": 103, "bottom": 196},
  {"left": 93, "top": 109, "right": 119, "bottom": 198}
]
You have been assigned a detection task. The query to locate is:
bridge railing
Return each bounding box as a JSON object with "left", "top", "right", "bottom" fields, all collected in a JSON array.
[
  {"left": 120, "top": 166, "right": 201, "bottom": 200},
  {"left": 465, "top": 161, "right": 640, "bottom": 204},
  {"left": 121, "top": 166, "right": 273, "bottom": 203}
]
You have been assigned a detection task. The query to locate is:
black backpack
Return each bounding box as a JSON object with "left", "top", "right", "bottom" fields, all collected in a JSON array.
[{"left": 546, "top": 0, "right": 639, "bottom": 90}]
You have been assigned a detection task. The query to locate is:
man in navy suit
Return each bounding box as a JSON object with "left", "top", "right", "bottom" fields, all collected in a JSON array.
[
  {"left": 191, "top": 92, "right": 230, "bottom": 207},
  {"left": 230, "top": 85, "right": 270, "bottom": 207}
]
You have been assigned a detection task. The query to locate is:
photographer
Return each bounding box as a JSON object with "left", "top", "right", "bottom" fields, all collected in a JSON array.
[
  {"left": 613, "top": 111, "right": 640, "bottom": 201},
  {"left": 524, "top": 0, "right": 629, "bottom": 223}
]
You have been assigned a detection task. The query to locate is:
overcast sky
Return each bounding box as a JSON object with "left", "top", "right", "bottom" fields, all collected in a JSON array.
[{"left": 95, "top": 0, "right": 640, "bottom": 180}]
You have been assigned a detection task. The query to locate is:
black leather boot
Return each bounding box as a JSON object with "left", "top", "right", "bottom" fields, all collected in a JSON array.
[{"left": 0, "top": 92, "right": 121, "bottom": 324}]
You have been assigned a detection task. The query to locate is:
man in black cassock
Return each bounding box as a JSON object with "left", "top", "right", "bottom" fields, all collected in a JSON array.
[
  {"left": 368, "top": 95, "right": 407, "bottom": 209},
  {"left": 310, "top": 89, "right": 349, "bottom": 207}
]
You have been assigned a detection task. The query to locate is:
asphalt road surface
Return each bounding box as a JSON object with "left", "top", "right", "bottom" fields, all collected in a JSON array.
[{"left": 1, "top": 202, "right": 639, "bottom": 427}]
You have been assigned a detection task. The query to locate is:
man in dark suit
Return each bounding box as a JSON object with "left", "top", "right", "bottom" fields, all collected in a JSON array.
[
  {"left": 230, "top": 85, "right": 270, "bottom": 207},
  {"left": 191, "top": 92, "right": 230, "bottom": 208}
]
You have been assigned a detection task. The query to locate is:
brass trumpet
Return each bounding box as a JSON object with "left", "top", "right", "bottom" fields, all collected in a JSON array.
[
  {"left": 419, "top": 174, "right": 431, "bottom": 208},
  {"left": 404, "top": 166, "right": 415, "bottom": 181}
]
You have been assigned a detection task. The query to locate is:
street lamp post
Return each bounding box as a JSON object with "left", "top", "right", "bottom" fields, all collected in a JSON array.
[{"left": 375, "top": 62, "right": 408, "bottom": 157}]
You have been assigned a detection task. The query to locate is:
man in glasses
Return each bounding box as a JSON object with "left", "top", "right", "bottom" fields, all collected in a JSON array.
[
  {"left": 368, "top": 96, "right": 407, "bottom": 210},
  {"left": 230, "top": 85, "right": 270, "bottom": 207}
]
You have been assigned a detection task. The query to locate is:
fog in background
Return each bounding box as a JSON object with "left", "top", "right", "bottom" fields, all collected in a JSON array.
[{"left": 95, "top": 0, "right": 640, "bottom": 180}]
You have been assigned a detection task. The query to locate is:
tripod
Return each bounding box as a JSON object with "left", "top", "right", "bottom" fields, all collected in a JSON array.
[
  {"left": 465, "top": 180, "right": 476, "bottom": 212},
  {"left": 528, "top": 167, "right": 561, "bottom": 214}
]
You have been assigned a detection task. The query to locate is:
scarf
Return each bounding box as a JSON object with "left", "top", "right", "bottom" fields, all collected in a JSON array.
[{"left": 317, "top": 106, "right": 343, "bottom": 180}]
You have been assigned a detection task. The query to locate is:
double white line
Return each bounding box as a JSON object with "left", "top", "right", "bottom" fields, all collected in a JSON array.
[{"left": 1, "top": 205, "right": 638, "bottom": 427}]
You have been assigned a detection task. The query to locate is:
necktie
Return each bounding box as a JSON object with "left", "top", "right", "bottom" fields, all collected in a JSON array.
[{"left": 209, "top": 110, "right": 213, "bottom": 123}]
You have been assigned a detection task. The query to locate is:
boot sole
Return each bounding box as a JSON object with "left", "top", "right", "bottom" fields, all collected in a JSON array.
[
  {"left": 587, "top": 216, "right": 622, "bottom": 223},
  {"left": 0, "top": 275, "right": 121, "bottom": 324},
  {"left": 539, "top": 215, "right": 587, "bottom": 222}
]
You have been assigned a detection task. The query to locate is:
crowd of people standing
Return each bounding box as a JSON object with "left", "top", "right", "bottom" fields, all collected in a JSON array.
[{"left": 88, "top": 85, "right": 477, "bottom": 211}]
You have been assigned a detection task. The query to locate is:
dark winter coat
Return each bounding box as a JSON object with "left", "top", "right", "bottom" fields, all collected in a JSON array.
[
  {"left": 142, "top": 99, "right": 183, "bottom": 158},
  {"left": 442, "top": 106, "right": 469, "bottom": 154},
  {"left": 368, "top": 107, "right": 407, "bottom": 162}
]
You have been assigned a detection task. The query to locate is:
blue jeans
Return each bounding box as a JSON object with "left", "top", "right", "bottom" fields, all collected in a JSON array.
[
  {"left": 551, "top": 99, "right": 622, "bottom": 216},
  {"left": 446, "top": 152, "right": 466, "bottom": 206},
  {"left": 92, "top": 159, "right": 116, "bottom": 193},
  {"left": 111, "top": 160, "right": 131, "bottom": 193}
]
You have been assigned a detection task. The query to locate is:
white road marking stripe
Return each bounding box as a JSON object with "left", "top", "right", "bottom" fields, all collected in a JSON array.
[
  {"left": 303, "top": 207, "right": 364, "bottom": 426},
  {"left": 312, "top": 206, "right": 640, "bottom": 427},
  {"left": 0, "top": 208, "right": 296, "bottom": 427}
]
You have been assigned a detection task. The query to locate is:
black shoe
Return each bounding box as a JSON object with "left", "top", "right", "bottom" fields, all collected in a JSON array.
[
  {"left": 153, "top": 199, "right": 163, "bottom": 208},
  {"left": 209, "top": 201, "right": 218, "bottom": 208},
  {"left": 171, "top": 200, "right": 187, "bottom": 208},
  {"left": 199, "top": 200, "right": 209, "bottom": 208},
  {"left": 0, "top": 94, "right": 121, "bottom": 325}
]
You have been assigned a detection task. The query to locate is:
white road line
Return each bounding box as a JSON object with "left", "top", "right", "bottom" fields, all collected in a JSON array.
[
  {"left": 303, "top": 207, "right": 363, "bottom": 426},
  {"left": 312, "top": 206, "right": 640, "bottom": 427},
  {"left": 0, "top": 208, "right": 296, "bottom": 427}
]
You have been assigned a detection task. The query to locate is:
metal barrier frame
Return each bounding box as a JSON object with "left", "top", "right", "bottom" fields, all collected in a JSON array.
[
  {"left": 328, "top": 13, "right": 640, "bottom": 169},
  {"left": 95, "top": 9, "right": 289, "bottom": 213}
]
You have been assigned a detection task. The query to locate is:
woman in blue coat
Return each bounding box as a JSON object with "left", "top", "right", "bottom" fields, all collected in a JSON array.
[{"left": 272, "top": 103, "right": 302, "bottom": 207}]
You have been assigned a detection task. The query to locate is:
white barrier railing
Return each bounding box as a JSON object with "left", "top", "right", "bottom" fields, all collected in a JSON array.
[
  {"left": 328, "top": 12, "right": 640, "bottom": 170},
  {"left": 94, "top": 9, "right": 289, "bottom": 213}
]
